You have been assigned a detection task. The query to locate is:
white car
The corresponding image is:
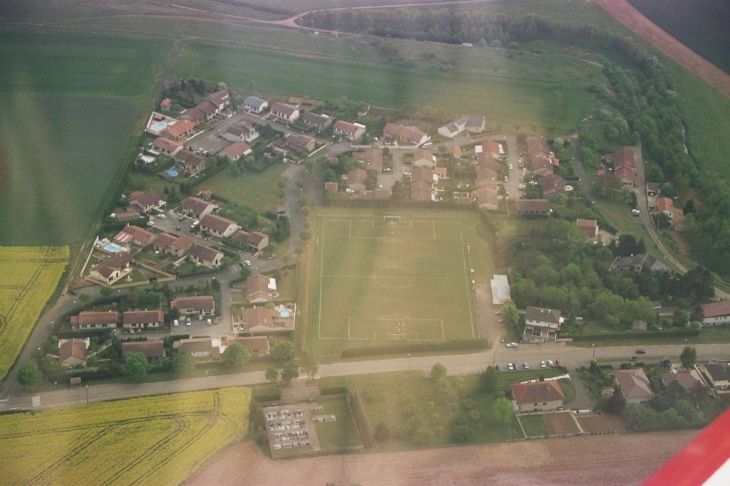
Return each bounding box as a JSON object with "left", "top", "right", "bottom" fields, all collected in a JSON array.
[
  {"left": 185, "top": 317, "right": 191, "bottom": 326},
  {"left": 173, "top": 319, "right": 179, "bottom": 327},
  {"left": 509, "top": 164, "right": 513, "bottom": 170},
  {"left": 206, "top": 318, "right": 212, "bottom": 326},
  {"left": 540, "top": 361, "right": 547, "bottom": 369},
  {"left": 243, "top": 260, "right": 252, "bottom": 266},
  {"left": 157, "top": 213, "right": 166, "bottom": 219},
  {"left": 506, "top": 342, "right": 518, "bottom": 348},
  {"left": 507, "top": 363, "right": 514, "bottom": 371}
]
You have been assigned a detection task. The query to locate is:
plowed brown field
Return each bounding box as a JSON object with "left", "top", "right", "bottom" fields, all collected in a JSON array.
[
  {"left": 186, "top": 430, "right": 697, "bottom": 486},
  {"left": 592, "top": 0, "right": 730, "bottom": 97}
]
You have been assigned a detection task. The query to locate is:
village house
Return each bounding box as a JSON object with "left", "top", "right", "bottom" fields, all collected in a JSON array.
[
  {"left": 383, "top": 123, "right": 430, "bottom": 146},
  {"left": 223, "top": 123, "right": 258, "bottom": 143},
  {"left": 161, "top": 119, "right": 195, "bottom": 141},
  {"left": 324, "top": 182, "right": 339, "bottom": 192},
  {"left": 247, "top": 273, "right": 277, "bottom": 303},
  {"left": 700, "top": 301, "right": 730, "bottom": 327},
  {"left": 188, "top": 244, "right": 224, "bottom": 268},
  {"left": 523, "top": 306, "right": 563, "bottom": 343},
  {"left": 527, "top": 138, "right": 550, "bottom": 157},
  {"left": 347, "top": 168, "right": 368, "bottom": 192},
  {"left": 475, "top": 167, "right": 498, "bottom": 188},
  {"left": 180, "top": 197, "right": 216, "bottom": 220},
  {"left": 89, "top": 252, "right": 133, "bottom": 285},
  {"left": 167, "top": 235, "right": 194, "bottom": 257},
  {"left": 219, "top": 141, "right": 252, "bottom": 161},
  {"left": 114, "top": 224, "right": 156, "bottom": 247},
  {"left": 160, "top": 98, "right": 172, "bottom": 111},
  {"left": 175, "top": 150, "right": 206, "bottom": 175},
  {"left": 128, "top": 190, "right": 163, "bottom": 214},
  {"left": 59, "top": 338, "right": 88, "bottom": 368},
  {"left": 243, "top": 96, "right": 268, "bottom": 113},
  {"left": 206, "top": 90, "right": 231, "bottom": 112},
  {"left": 243, "top": 305, "right": 295, "bottom": 333},
  {"left": 353, "top": 150, "right": 383, "bottom": 172},
  {"left": 609, "top": 253, "right": 669, "bottom": 273},
  {"left": 450, "top": 145, "right": 463, "bottom": 159},
  {"left": 437, "top": 116, "right": 485, "bottom": 138},
  {"left": 301, "top": 112, "right": 333, "bottom": 132},
  {"left": 655, "top": 197, "right": 674, "bottom": 224},
  {"left": 577, "top": 219, "right": 599, "bottom": 244},
  {"left": 608, "top": 146, "right": 636, "bottom": 187},
  {"left": 153, "top": 233, "right": 178, "bottom": 253},
  {"left": 230, "top": 230, "right": 269, "bottom": 252},
  {"left": 411, "top": 166, "right": 437, "bottom": 201},
  {"left": 152, "top": 137, "right": 183, "bottom": 157},
  {"left": 413, "top": 149, "right": 436, "bottom": 168},
  {"left": 224, "top": 336, "right": 270, "bottom": 357},
  {"left": 146, "top": 112, "right": 178, "bottom": 136},
  {"left": 515, "top": 199, "right": 550, "bottom": 216},
  {"left": 471, "top": 187, "right": 499, "bottom": 210},
  {"left": 530, "top": 155, "right": 555, "bottom": 174},
  {"left": 537, "top": 172, "right": 565, "bottom": 200},
  {"left": 122, "top": 310, "right": 165, "bottom": 330},
  {"left": 270, "top": 102, "right": 299, "bottom": 122},
  {"left": 171, "top": 295, "right": 216, "bottom": 317},
  {"left": 71, "top": 311, "right": 121, "bottom": 330},
  {"left": 614, "top": 369, "right": 654, "bottom": 404},
  {"left": 510, "top": 380, "right": 565, "bottom": 412},
  {"left": 662, "top": 370, "right": 706, "bottom": 395},
  {"left": 177, "top": 338, "right": 218, "bottom": 360},
  {"left": 697, "top": 363, "right": 730, "bottom": 389},
  {"left": 122, "top": 341, "right": 166, "bottom": 361},
  {"left": 179, "top": 106, "right": 209, "bottom": 124},
  {"left": 333, "top": 120, "right": 366, "bottom": 141},
  {"left": 200, "top": 213, "right": 240, "bottom": 238},
  {"left": 286, "top": 133, "right": 316, "bottom": 153}
]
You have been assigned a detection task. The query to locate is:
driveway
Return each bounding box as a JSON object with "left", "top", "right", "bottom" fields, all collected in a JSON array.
[{"left": 567, "top": 369, "right": 596, "bottom": 410}]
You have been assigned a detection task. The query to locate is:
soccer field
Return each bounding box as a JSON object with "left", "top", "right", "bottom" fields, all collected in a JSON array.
[{"left": 311, "top": 211, "right": 479, "bottom": 355}]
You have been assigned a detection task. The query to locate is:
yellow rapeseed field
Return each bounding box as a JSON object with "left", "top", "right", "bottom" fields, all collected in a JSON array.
[
  {"left": 0, "top": 387, "right": 252, "bottom": 485},
  {"left": 0, "top": 246, "right": 69, "bottom": 381}
]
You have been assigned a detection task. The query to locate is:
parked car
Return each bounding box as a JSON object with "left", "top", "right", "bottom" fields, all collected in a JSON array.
[
  {"left": 540, "top": 361, "right": 547, "bottom": 369},
  {"left": 636, "top": 349, "right": 646, "bottom": 354},
  {"left": 548, "top": 360, "right": 555, "bottom": 367},
  {"left": 507, "top": 363, "right": 514, "bottom": 371},
  {"left": 185, "top": 317, "right": 191, "bottom": 326},
  {"left": 206, "top": 318, "right": 212, "bottom": 326},
  {"left": 522, "top": 362, "right": 529, "bottom": 370},
  {"left": 513, "top": 363, "right": 520, "bottom": 370},
  {"left": 157, "top": 213, "right": 166, "bottom": 219},
  {"left": 629, "top": 355, "right": 638, "bottom": 361},
  {"left": 178, "top": 216, "right": 185, "bottom": 222},
  {"left": 173, "top": 319, "right": 179, "bottom": 327},
  {"left": 660, "top": 358, "right": 671, "bottom": 366},
  {"left": 506, "top": 342, "right": 518, "bottom": 348},
  {"left": 495, "top": 365, "right": 502, "bottom": 372},
  {"left": 244, "top": 260, "right": 252, "bottom": 266}
]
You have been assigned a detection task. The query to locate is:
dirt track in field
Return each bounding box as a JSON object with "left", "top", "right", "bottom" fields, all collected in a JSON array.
[
  {"left": 185, "top": 430, "right": 697, "bottom": 486},
  {"left": 592, "top": 0, "right": 730, "bottom": 97}
]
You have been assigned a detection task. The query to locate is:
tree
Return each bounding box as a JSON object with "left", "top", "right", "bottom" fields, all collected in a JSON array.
[
  {"left": 281, "top": 361, "right": 300, "bottom": 384},
  {"left": 680, "top": 346, "right": 697, "bottom": 369},
  {"left": 374, "top": 421, "right": 391, "bottom": 442},
  {"left": 172, "top": 351, "right": 196, "bottom": 373},
  {"left": 17, "top": 361, "right": 42, "bottom": 386},
  {"left": 123, "top": 352, "right": 151, "bottom": 380},
  {"left": 479, "top": 366, "right": 498, "bottom": 393},
  {"left": 78, "top": 293, "right": 91, "bottom": 308},
  {"left": 265, "top": 366, "right": 280, "bottom": 384},
  {"left": 272, "top": 340, "right": 295, "bottom": 361},
  {"left": 492, "top": 397, "right": 514, "bottom": 424},
  {"left": 239, "top": 267, "right": 252, "bottom": 279},
  {"left": 300, "top": 353, "right": 319, "bottom": 379},
  {"left": 222, "top": 342, "right": 250, "bottom": 367},
  {"left": 430, "top": 363, "right": 447, "bottom": 381},
  {"left": 99, "top": 286, "right": 113, "bottom": 298},
  {"left": 502, "top": 300, "right": 520, "bottom": 334}
]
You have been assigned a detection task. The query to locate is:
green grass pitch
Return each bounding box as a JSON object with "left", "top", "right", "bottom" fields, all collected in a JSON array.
[{"left": 310, "top": 211, "right": 479, "bottom": 355}]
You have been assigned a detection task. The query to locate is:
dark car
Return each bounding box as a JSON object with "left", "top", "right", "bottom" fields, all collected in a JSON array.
[
  {"left": 629, "top": 355, "right": 638, "bottom": 361},
  {"left": 660, "top": 358, "right": 671, "bottom": 366},
  {"left": 636, "top": 349, "right": 646, "bottom": 354}
]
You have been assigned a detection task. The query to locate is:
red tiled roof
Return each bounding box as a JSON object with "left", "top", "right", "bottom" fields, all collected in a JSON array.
[
  {"left": 123, "top": 310, "right": 164, "bottom": 325},
  {"left": 59, "top": 339, "right": 87, "bottom": 362},
  {"left": 200, "top": 213, "right": 238, "bottom": 234},
  {"left": 164, "top": 120, "right": 195, "bottom": 139},
  {"left": 701, "top": 301, "right": 730, "bottom": 318},
  {"left": 510, "top": 380, "right": 565, "bottom": 404}
]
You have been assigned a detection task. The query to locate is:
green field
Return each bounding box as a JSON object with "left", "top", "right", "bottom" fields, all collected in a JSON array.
[
  {"left": 170, "top": 38, "right": 596, "bottom": 133},
  {"left": 199, "top": 162, "right": 288, "bottom": 213},
  {"left": 310, "top": 209, "right": 484, "bottom": 356},
  {"left": 628, "top": 0, "right": 730, "bottom": 75},
  {"left": 519, "top": 414, "right": 548, "bottom": 437},
  {"left": 0, "top": 31, "right": 171, "bottom": 245}
]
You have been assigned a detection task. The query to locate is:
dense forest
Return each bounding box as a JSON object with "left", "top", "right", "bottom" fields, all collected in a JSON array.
[{"left": 305, "top": 8, "right": 730, "bottom": 276}]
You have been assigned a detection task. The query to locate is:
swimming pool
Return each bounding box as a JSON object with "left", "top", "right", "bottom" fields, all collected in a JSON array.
[
  {"left": 150, "top": 121, "right": 168, "bottom": 132},
  {"left": 104, "top": 243, "right": 126, "bottom": 253},
  {"left": 166, "top": 168, "right": 179, "bottom": 177},
  {"left": 280, "top": 309, "right": 291, "bottom": 319}
]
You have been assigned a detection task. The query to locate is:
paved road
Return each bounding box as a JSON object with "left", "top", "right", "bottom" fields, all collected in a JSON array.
[{"left": 2, "top": 342, "right": 727, "bottom": 412}]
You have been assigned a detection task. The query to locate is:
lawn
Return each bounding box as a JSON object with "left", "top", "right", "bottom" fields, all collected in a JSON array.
[
  {"left": 313, "top": 396, "right": 363, "bottom": 450},
  {"left": 0, "top": 387, "right": 250, "bottom": 485},
  {"left": 0, "top": 31, "right": 171, "bottom": 245},
  {"left": 0, "top": 246, "right": 69, "bottom": 382},
  {"left": 519, "top": 415, "right": 548, "bottom": 437},
  {"left": 198, "top": 162, "right": 288, "bottom": 213},
  {"left": 308, "top": 209, "right": 487, "bottom": 357}
]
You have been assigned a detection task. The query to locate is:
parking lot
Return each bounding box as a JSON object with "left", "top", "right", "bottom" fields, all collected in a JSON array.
[{"left": 264, "top": 403, "right": 328, "bottom": 455}]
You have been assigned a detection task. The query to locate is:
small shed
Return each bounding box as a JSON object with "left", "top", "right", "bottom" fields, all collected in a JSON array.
[{"left": 70, "top": 377, "right": 82, "bottom": 386}]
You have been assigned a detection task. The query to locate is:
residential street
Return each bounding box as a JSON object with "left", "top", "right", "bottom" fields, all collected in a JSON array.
[{"left": 2, "top": 341, "right": 728, "bottom": 412}]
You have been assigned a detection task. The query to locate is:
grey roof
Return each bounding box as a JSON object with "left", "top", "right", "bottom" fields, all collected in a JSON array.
[
  {"left": 611, "top": 254, "right": 669, "bottom": 273},
  {"left": 244, "top": 96, "right": 266, "bottom": 109}
]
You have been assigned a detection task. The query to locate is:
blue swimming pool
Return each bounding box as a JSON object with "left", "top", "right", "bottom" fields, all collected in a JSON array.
[
  {"left": 151, "top": 121, "right": 168, "bottom": 132},
  {"left": 104, "top": 243, "right": 126, "bottom": 253},
  {"left": 280, "top": 310, "right": 291, "bottom": 319},
  {"left": 166, "top": 168, "right": 179, "bottom": 177}
]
